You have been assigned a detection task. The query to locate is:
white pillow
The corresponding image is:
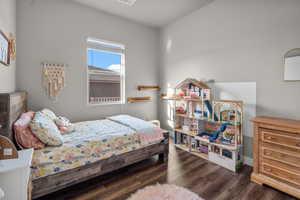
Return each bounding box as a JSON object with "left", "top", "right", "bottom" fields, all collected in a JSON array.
[
  {"left": 30, "top": 111, "right": 63, "bottom": 146},
  {"left": 41, "top": 108, "right": 57, "bottom": 121}
]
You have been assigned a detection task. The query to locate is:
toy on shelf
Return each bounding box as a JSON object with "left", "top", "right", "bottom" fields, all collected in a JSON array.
[
  {"left": 211, "top": 145, "right": 220, "bottom": 154},
  {"left": 198, "top": 143, "right": 209, "bottom": 154},
  {"left": 189, "top": 119, "right": 199, "bottom": 131},
  {"left": 197, "top": 122, "right": 232, "bottom": 143},
  {"left": 161, "top": 78, "right": 244, "bottom": 172},
  {"left": 194, "top": 104, "right": 204, "bottom": 118},
  {"left": 213, "top": 100, "right": 243, "bottom": 125},
  {"left": 191, "top": 139, "right": 197, "bottom": 150},
  {"left": 180, "top": 118, "right": 199, "bottom": 132},
  {"left": 204, "top": 100, "right": 219, "bottom": 121},
  {"left": 176, "top": 103, "right": 186, "bottom": 114},
  {"left": 221, "top": 129, "right": 236, "bottom": 145},
  {"left": 178, "top": 92, "right": 185, "bottom": 98}
]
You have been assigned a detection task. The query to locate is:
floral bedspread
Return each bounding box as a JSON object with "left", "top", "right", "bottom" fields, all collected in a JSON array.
[{"left": 31, "top": 119, "right": 141, "bottom": 179}]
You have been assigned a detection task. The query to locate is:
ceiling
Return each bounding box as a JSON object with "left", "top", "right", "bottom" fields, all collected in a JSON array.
[{"left": 73, "top": 0, "right": 212, "bottom": 27}]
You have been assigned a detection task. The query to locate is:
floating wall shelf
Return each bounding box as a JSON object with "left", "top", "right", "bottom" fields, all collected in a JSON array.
[
  {"left": 127, "top": 97, "right": 151, "bottom": 103},
  {"left": 137, "top": 85, "right": 161, "bottom": 91}
]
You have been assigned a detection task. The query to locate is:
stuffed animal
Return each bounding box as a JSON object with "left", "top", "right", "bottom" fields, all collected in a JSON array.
[
  {"left": 176, "top": 106, "right": 186, "bottom": 114},
  {"left": 178, "top": 92, "right": 185, "bottom": 98},
  {"left": 190, "top": 92, "right": 198, "bottom": 99},
  {"left": 54, "top": 117, "right": 75, "bottom": 134}
]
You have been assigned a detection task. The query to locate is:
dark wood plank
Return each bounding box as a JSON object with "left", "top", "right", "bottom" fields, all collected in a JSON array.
[{"left": 37, "top": 139, "right": 295, "bottom": 200}]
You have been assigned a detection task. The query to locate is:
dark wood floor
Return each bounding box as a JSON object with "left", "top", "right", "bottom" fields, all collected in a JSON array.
[{"left": 38, "top": 141, "right": 296, "bottom": 200}]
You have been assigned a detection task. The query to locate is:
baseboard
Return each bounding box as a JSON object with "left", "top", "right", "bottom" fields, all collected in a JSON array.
[{"left": 244, "top": 156, "right": 253, "bottom": 166}]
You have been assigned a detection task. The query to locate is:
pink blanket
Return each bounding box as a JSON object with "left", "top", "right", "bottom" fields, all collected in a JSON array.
[
  {"left": 108, "top": 115, "right": 165, "bottom": 146},
  {"left": 138, "top": 128, "right": 164, "bottom": 146}
]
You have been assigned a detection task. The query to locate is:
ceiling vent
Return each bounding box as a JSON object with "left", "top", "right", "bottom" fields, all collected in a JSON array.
[{"left": 117, "top": 0, "right": 137, "bottom": 6}]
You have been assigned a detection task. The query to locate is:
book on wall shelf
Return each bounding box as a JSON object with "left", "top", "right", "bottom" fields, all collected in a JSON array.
[{"left": 162, "top": 78, "right": 244, "bottom": 172}]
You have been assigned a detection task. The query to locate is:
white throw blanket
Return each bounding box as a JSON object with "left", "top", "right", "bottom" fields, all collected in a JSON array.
[{"left": 108, "top": 115, "right": 164, "bottom": 146}]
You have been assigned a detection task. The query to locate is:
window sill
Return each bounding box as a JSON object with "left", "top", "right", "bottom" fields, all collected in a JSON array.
[{"left": 87, "top": 101, "right": 125, "bottom": 106}]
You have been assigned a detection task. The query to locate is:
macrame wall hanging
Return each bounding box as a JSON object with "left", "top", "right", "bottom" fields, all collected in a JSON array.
[{"left": 42, "top": 62, "right": 66, "bottom": 101}]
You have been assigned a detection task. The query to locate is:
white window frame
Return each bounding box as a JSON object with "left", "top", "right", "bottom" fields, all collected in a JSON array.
[{"left": 86, "top": 38, "right": 126, "bottom": 106}]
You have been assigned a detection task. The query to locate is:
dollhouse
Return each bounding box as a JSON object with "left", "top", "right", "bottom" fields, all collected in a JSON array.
[{"left": 162, "top": 78, "right": 244, "bottom": 172}]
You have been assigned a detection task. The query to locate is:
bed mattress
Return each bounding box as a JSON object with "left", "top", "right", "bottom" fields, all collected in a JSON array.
[{"left": 31, "top": 119, "right": 143, "bottom": 179}]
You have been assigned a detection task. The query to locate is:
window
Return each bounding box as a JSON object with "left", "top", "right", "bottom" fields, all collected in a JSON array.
[{"left": 87, "top": 38, "right": 125, "bottom": 105}]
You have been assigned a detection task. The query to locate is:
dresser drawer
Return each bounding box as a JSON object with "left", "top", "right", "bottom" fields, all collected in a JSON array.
[
  {"left": 262, "top": 163, "right": 300, "bottom": 187},
  {"left": 262, "top": 147, "right": 300, "bottom": 167},
  {"left": 262, "top": 157, "right": 300, "bottom": 175},
  {"left": 261, "top": 129, "right": 300, "bottom": 150}
]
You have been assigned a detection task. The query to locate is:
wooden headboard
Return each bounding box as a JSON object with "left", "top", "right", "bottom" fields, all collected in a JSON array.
[{"left": 0, "top": 92, "right": 27, "bottom": 141}]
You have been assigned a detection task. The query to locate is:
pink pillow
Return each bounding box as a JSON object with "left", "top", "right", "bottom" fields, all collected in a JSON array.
[{"left": 14, "top": 111, "right": 45, "bottom": 150}]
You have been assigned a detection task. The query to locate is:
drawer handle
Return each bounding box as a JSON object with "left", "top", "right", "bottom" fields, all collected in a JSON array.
[
  {"left": 297, "top": 143, "right": 300, "bottom": 147},
  {"left": 265, "top": 152, "right": 271, "bottom": 156},
  {"left": 266, "top": 136, "right": 273, "bottom": 140},
  {"left": 265, "top": 167, "right": 272, "bottom": 172}
]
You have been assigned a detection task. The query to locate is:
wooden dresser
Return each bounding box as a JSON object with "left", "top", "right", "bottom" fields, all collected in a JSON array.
[{"left": 251, "top": 116, "right": 300, "bottom": 198}]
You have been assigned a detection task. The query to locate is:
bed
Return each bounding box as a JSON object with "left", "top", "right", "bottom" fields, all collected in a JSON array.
[{"left": 0, "top": 92, "right": 169, "bottom": 199}]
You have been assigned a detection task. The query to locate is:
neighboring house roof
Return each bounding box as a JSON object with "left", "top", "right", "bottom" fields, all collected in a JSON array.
[
  {"left": 88, "top": 65, "right": 120, "bottom": 83},
  {"left": 88, "top": 65, "right": 114, "bottom": 72},
  {"left": 175, "top": 78, "right": 210, "bottom": 89},
  {"left": 89, "top": 74, "right": 120, "bottom": 83}
]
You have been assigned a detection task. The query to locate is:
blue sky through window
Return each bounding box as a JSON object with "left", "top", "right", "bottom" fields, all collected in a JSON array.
[{"left": 88, "top": 49, "right": 121, "bottom": 72}]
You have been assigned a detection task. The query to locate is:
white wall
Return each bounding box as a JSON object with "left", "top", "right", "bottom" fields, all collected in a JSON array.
[
  {"left": 0, "top": 0, "right": 16, "bottom": 93},
  {"left": 159, "top": 0, "right": 300, "bottom": 159},
  {"left": 15, "top": 0, "right": 300, "bottom": 160},
  {"left": 16, "top": 0, "right": 160, "bottom": 122}
]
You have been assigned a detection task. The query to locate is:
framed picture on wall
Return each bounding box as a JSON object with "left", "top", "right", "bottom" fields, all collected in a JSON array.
[{"left": 0, "top": 30, "right": 10, "bottom": 66}]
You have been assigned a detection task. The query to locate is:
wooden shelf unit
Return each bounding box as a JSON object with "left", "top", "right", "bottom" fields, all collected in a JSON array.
[{"left": 164, "top": 78, "right": 244, "bottom": 172}]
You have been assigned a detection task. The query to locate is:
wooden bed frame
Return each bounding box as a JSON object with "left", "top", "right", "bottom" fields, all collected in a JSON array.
[{"left": 0, "top": 92, "right": 169, "bottom": 199}]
